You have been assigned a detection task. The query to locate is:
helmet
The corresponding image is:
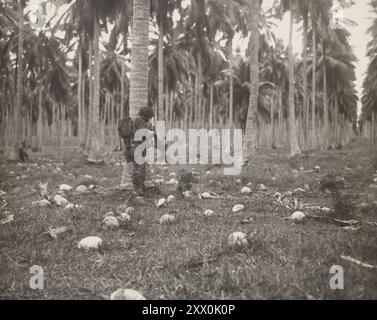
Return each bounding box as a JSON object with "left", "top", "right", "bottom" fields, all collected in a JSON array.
[{"left": 139, "top": 107, "right": 154, "bottom": 121}]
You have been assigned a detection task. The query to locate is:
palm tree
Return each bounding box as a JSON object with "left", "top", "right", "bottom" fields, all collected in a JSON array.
[
  {"left": 86, "top": 4, "right": 102, "bottom": 163},
  {"left": 243, "top": 0, "right": 260, "bottom": 159},
  {"left": 8, "top": 0, "right": 25, "bottom": 161},
  {"left": 23, "top": 31, "right": 69, "bottom": 151},
  {"left": 287, "top": 0, "right": 301, "bottom": 156},
  {"left": 155, "top": 1, "right": 176, "bottom": 122},
  {"left": 361, "top": 0, "right": 377, "bottom": 145},
  {"left": 207, "top": 0, "right": 249, "bottom": 128},
  {"left": 121, "top": 0, "right": 150, "bottom": 189},
  {"left": 297, "top": 0, "right": 310, "bottom": 145}
]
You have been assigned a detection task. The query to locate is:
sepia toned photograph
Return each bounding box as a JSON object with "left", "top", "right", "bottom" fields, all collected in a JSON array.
[{"left": 0, "top": 0, "right": 376, "bottom": 304}]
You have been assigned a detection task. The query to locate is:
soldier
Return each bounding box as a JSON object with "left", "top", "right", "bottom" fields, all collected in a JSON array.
[{"left": 120, "top": 107, "right": 155, "bottom": 195}]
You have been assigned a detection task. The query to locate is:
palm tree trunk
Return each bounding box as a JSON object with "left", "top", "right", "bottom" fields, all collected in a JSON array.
[
  {"left": 9, "top": 0, "right": 24, "bottom": 161},
  {"left": 278, "top": 87, "right": 283, "bottom": 148},
  {"left": 158, "top": 12, "right": 164, "bottom": 121},
  {"left": 311, "top": 1, "right": 317, "bottom": 148},
  {"left": 85, "top": 39, "right": 94, "bottom": 151},
  {"left": 78, "top": 35, "right": 83, "bottom": 146},
  {"left": 87, "top": 7, "right": 103, "bottom": 163},
  {"left": 209, "top": 84, "right": 214, "bottom": 129},
  {"left": 288, "top": 4, "right": 301, "bottom": 156},
  {"left": 229, "top": 41, "right": 234, "bottom": 127},
  {"left": 302, "top": 9, "right": 309, "bottom": 146},
  {"left": 37, "top": 83, "right": 43, "bottom": 151},
  {"left": 184, "top": 88, "right": 189, "bottom": 131},
  {"left": 189, "top": 77, "right": 194, "bottom": 128},
  {"left": 121, "top": 0, "right": 150, "bottom": 188},
  {"left": 323, "top": 42, "right": 329, "bottom": 150},
  {"left": 372, "top": 111, "right": 376, "bottom": 146},
  {"left": 334, "top": 96, "right": 339, "bottom": 146},
  {"left": 243, "top": 0, "right": 259, "bottom": 159},
  {"left": 165, "top": 85, "right": 169, "bottom": 128},
  {"left": 197, "top": 53, "right": 202, "bottom": 129},
  {"left": 372, "top": 111, "right": 377, "bottom": 146},
  {"left": 271, "top": 99, "right": 275, "bottom": 149}
]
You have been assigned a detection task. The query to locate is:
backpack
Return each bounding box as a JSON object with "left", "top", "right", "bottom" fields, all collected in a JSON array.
[{"left": 118, "top": 117, "right": 134, "bottom": 141}]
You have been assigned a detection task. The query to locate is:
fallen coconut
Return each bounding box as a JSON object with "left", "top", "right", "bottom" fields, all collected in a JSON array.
[
  {"left": 84, "top": 175, "right": 93, "bottom": 180},
  {"left": 65, "top": 203, "right": 75, "bottom": 210},
  {"left": 159, "top": 214, "right": 175, "bottom": 225},
  {"left": 201, "top": 192, "right": 220, "bottom": 199},
  {"left": 78, "top": 236, "right": 103, "bottom": 251},
  {"left": 289, "top": 211, "right": 306, "bottom": 223},
  {"left": 227, "top": 232, "right": 249, "bottom": 247},
  {"left": 33, "top": 199, "right": 51, "bottom": 208},
  {"left": 321, "top": 207, "right": 334, "bottom": 214},
  {"left": 101, "top": 216, "right": 120, "bottom": 230},
  {"left": 183, "top": 191, "right": 193, "bottom": 198},
  {"left": 59, "top": 184, "right": 72, "bottom": 192},
  {"left": 166, "top": 178, "right": 178, "bottom": 186},
  {"left": 110, "top": 289, "right": 145, "bottom": 300},
  {"left": 54, "top": 195, "right": 68, "bottom": 207},
  {"left": 167, "top": 195, "right": 175, "bottom": 204},
  {"left": 232, "top": 204, "right": 245, "bottom": 213},
  {"left": 203, "top": 210, "right": 214, "bottom": 217},
  {"left": 157, "top": 198, "right": 167, "bottom": 208},
  {"left": 241, "top": 187, "right": 252, "bottom": 195},
  {"left": 119, "top": 213, "right": 131, "bottom": 223},
  {"left": 257, "top": 184, "right": 267, "bottom": 192},
  {"left": 76, "top": 185, "right": 88, "bottom": 193}
]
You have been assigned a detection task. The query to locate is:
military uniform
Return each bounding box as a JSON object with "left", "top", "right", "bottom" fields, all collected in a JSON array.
[
  {"left": 130, "top": 117, "right": 149, "bottom": 194},
  {"left": 122, "top": 108, "right": 154, "bottom": 195}
]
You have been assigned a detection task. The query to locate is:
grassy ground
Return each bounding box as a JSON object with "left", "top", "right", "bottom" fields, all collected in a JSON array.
[{"left": 0, "top": 137, "right": 377, "bottom": 300}]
